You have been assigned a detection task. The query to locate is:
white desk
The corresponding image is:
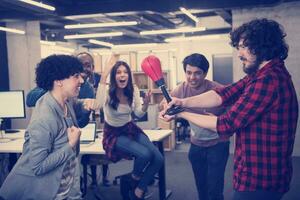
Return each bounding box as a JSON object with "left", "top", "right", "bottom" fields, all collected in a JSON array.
[
  {"left": 0, "top": 129, "right": 171, "bottom": 154},
  {"left": 0, "top": 129, "right": 172, "bottom": 200}
]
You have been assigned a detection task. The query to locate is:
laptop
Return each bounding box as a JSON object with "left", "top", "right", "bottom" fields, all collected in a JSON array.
[{"left": 80, "top": 122, "right": 96, "bottom": 144}]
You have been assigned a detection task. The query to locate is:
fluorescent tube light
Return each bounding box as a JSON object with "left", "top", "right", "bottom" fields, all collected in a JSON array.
[
  {"left": 140, "top": 26, "right": 206, "bottom": 35},
  {"left": 65, "top": 14, "right": 106, "bottom": 20},
  {"left": 40, "top": 40, "right": 56, "bottom": 46},
  {"left": 88, "top": 39, "right": 114, "bottom": 48},
  {"left": 64, "top": 32, "right": 123, "bottom": 39},
  {"left": 112, "top": 43, "right": 158, "bottom": 49},
  {"left": 180, "top": 7, "right": 199, "bottom": 23},
  {"left": 0, "top": 26, "right": 25, "bottom": 34},
  {"left": 138, "top": 49, "right": 178, "bottom": 54},
  {"left": 19, "top": 0, "right": 55, "bottom": 11},
  {"left": 165, "top": 35, "right": 222, "bottom": 42},
  {"left": 65, "top": 21, "right": 138, "bottom": 29}
]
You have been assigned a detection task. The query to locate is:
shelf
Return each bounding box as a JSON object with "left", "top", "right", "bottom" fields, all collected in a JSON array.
[
  {"left": 133, "top": 72, "right": 150, "bottom": 90},
  {"left": 132, "top": 70, "right": 170, "bottom": 104},
  {"left": 152, "top": 93, "right": 164, "bottom": 104}
]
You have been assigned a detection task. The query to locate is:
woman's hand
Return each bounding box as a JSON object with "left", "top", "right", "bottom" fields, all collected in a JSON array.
[
  {"left": 102, "top": 53, "right": 120, "bottom": 79},
  {"left": 141, "top": 90, "right": 152, "bottom": 112},
  {"left": 143, "top": 90, "right": 152, "bottom": 106}
]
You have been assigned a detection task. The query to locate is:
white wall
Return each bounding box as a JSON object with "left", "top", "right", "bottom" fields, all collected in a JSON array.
[
  {"left": 40, "top": 42, "right": 84, "bottom": 58},
  {"left": 232, "top": 1, "right": 300, "bottom": 156}
]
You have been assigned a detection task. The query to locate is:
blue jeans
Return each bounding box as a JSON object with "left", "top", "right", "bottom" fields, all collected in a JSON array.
[
  {"left": 115, "top": 133, "right": 163, "bottom": 191},
  {"left": 233, "top": 190, "right": 283, "bottom": 200},
  {"left": 188, "top": 141, "right": 229, "bottom": 200}
]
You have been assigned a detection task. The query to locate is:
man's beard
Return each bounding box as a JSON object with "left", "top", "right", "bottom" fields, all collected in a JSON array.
[{"left": 241, "top": 58, "right": 261, "bottom": 75}]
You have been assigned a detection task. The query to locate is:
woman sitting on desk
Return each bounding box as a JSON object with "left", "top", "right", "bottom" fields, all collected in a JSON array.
[{"left": 85, "top": 55, "right": 163, "bottom": 200}]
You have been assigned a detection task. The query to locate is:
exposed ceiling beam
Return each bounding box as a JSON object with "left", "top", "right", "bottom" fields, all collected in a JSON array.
[
  {"left": 0, "top": 0, "right": 55, "bottom": 14},
  {"left": 140, "top": 13, "right": 176, "bottom": 29},
  {"left": 55, "top": 0, "right": 282, "bottom": 16},
  {"left": 185, "top": 27, "right": 231, "bottom": 37},
  {"left": 214, "top": 10, "right": 232, "bottom": 25}
]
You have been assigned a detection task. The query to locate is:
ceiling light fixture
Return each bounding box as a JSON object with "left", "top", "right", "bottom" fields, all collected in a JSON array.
[
  {"left": 40, "top": 40, "right": 56, "bottom": 46},
  {"left": 19, "top": 0, "right": 55, "bottom": 11},
  {"left": 65, "top": 13, "right": 106, "bottom": 20},
  {"left": 165, "top": 35, "right": 222, "bottom": 42},
  {"left": 140, "top": 26, "right": 206, "bottom": 35},
  {"left": 65, "top": 21, "right": 138, "bottom": 29},
  {"left": 64, "top": 32, "right": 123, "bottom": 39},
  {"left": 0, "top": 26, "right": 25, "bottom": 34},
  {"left": 112, "top": 43, "right": 158, "bottom": 49},
  {"left": 88, "top": 39, "right": 114, "bottom": 48},
  {"left": 179, "top": 7, "right": 199, "bottom": 23}
]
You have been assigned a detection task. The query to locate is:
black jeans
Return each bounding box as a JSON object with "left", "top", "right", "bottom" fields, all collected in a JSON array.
[{"left": 188, "top": 141, "right": 229, "bottom": 200}]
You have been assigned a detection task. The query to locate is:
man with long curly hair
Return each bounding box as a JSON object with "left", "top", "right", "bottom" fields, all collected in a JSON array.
[{"left": 161, "top": 18, "right": 298, "bottom": 200}]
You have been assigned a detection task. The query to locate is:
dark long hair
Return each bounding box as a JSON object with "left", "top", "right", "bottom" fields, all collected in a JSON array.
[
  {"left": 108, "top": 61, "right": 134, "bottom": 110},
  {"left": 230, "top": 18, "right": 288, "bottom": 61}
]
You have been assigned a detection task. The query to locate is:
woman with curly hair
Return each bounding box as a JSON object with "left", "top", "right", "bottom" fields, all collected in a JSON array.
[
  {"left": 0, "top": 55, "right": 85, "bottom": 200},
  {"left": 161, "top": 18, "right": 298, "bottom": 200},
  {"left": 85, "top": 55, "right": 163, "bottom": 200}
]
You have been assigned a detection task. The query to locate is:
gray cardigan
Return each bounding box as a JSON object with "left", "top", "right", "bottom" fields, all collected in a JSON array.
[{"left": 0, "top": 92, "right": 81, "bottom": 200}]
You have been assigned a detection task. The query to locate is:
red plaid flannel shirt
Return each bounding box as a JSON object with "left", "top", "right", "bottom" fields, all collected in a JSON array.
[{"left": 215, "top": 59, "right": 298, "bottom": 193}]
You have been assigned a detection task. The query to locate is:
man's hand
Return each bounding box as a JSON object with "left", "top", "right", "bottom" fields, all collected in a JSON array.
[
  {"left": 158, "top": 99, "right": 168, "bottom": 111},
  {"left": 159, "top": 97, "right": 184, "bottom": 122},
  {"left": 67, "top": 126, "right": 81, "bottom": 148},
  {"left": 166, "top": 97, "right": 184, "bottom": 109},
  {"left": 82, "top": 98, "right": 95, "bottom": 110},
  {"left": 159, "top": 110, "right": 176, "bottom": 122}
]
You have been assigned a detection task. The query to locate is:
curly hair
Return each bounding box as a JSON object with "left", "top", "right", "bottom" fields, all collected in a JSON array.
[
  {"left": 108, "top": 61, "right": 134, "bottom": 110},
  {"left": 182, "top": 53, "right": 209, "bottom": 73},
  {"left": 35, "top": 54, "right": 83, "bottom": 90},
  {"left": 230, "top": 18, "right": 288, "bottom": 61}
]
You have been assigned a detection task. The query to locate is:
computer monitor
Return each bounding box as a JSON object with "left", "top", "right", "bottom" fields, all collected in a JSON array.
[
  {"left": 80, "top": 122, "right": 96, "bottom": 144},
  {"left": 0, "top": 90, "right": 26, "bottom": 133}
]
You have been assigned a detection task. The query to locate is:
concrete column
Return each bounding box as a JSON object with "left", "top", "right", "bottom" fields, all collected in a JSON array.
[{"left": 6, "top": 21, "right": 41, "bottom": 129}]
